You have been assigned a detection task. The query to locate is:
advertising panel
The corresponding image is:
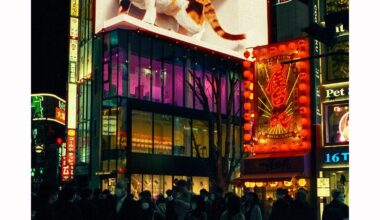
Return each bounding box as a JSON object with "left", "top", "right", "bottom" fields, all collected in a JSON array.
[
  {"left": 95, "top": 0, "right": 268, "bottom": 54},
  {"left": 32, "top": 94, "right": 66, "bottom": 125},
  {"left": 251, "top": 38, "right": 311, "bottom": 154}
]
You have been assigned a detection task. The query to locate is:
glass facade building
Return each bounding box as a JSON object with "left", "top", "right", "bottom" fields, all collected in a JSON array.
[{"left": 85, "top": 29, "right": 244, "bottom": 194}]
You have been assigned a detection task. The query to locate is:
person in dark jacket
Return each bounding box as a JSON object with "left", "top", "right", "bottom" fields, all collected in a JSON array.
[
  {"left": 322, "top": 189, "right": 349, "bottom": 220},
  {"left": 78, "top": 188, "right": 99, "bottom": 220},
  {"left": 137, "top": 190, "right": 155, "bottom": 220},
  {"left": 289, "top": 188, "right": 312, "bottom": 220},
  {"left": 114, "top": 179, "right": 138, "bottom": 220},
  {"left": 188, "top": 195, "right": 207, "bottom": 220},
  {"left": 269, "top": 188, "right": 290, "bottom": 220}
]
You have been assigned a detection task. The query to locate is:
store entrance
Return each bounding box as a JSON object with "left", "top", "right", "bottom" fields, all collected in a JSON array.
[{"left": 101, "top": 177, "right": 116, "bottom": 195}]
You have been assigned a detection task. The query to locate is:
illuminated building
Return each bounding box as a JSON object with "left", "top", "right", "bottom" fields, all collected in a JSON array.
[
  {"left": 66, "top": 0, "right": 269, "bottom": 194},
  {"left": 31, "top": 93, "right": 66, "bottom": 188}
]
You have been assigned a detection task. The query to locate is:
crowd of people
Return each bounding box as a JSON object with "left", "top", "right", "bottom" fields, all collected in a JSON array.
[{"left": 32, "top": 179, "right": 348, "bottom": 220}]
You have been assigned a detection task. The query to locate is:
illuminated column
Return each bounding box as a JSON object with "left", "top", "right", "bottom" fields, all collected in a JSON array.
[
  {"left": 242, "top": 50, "right": 255, "bottom": 155},
  {"left": 63, "top": 0, "right": 80, "bottom": 182}
]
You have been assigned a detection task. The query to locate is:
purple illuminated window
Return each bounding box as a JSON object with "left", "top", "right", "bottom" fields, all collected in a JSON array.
[
  {"left": 118, "top": 49, "right": 128, "bottom": 97},
  {"left": 205, "top": 71, "right": 213, "bottom": 111},
  {"left": 194, "top": 65, "right": 203, "bottom": 110},
  {"left": 234, "top": 81, "right": 241, "bottom": 115},
  {"left": 185, "top": 70, "right": 193, "bottom": 108},
  {"left": 174, "top": 61, "right": 184, "bottom": 107},
  {"left": 129, "top": 54, "right": 139, "bottom": 98},
  {"left": 111, "top": 48, "right": 118, "bottom": 97},
  {"left": 163, "top": 62, "right": 173, "bottom": 104},
  {"left": 221, "top": 75, "right": 227, "bottom": 114},
  {"left": 152, "top": 59, "right": 162, "bottom": 102},
  {"left": 140, "top": 57, "right": 151, "bottom": 100}
]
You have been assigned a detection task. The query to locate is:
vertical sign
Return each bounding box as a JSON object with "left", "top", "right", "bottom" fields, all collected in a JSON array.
[
  {"left": 312, "top": 0, "right": 322, "bottom": 124},
  {"left": 70, "top": 0, "right": 79, "bottom": 17}
]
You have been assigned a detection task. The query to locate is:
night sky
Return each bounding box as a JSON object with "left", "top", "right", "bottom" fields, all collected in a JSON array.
[{"left": 32, "top": 0, "right": 70, "bottom": 99}]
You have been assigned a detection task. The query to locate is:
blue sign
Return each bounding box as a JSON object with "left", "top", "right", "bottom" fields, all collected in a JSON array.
[{"left": 324, "top": 152, "right": 349, "bottom": 164}]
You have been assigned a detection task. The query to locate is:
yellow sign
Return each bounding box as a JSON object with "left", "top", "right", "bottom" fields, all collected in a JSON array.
[
  {"left": 69, "top": 39, "right": 78, "bottom": 62},
  {"left": 70, "top": 17, "right": 79, "bottom": 38},
  {"left": 317, "top": 187, "right": 330, "bottom": 197},
  {"left": 70, "top": 0, "right": 79, "bottom": 17},
  {"left": 317, "top": 178, "right": 330, "bottom": 188}
]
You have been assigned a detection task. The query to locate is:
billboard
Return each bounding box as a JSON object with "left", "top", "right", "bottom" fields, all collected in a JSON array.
[
  {"left": 32, "top": 94, "right": 66, "bottom": 125},
  {"left": 249, "top": 38, "right": 311, "bottom": 154},
  {"left": 95, "top": 0, "right": 268, "bottom": 55}
]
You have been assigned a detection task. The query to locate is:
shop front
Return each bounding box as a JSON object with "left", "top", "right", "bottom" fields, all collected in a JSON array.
[{"left": 317, "top": 81, "right": 349, "bottom": 218}]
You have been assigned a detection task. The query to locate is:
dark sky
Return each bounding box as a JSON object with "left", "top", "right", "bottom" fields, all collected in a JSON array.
[{"left": 32, "top": 0, "right": 70, "bottom": 99}]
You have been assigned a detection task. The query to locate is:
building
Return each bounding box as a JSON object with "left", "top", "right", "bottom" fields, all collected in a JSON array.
[
  {"left": 66, "top": 0, "right": 269, "bottom": 194},
  {"left": 31, "top": 93, "right": 66, "bottom": 190}
]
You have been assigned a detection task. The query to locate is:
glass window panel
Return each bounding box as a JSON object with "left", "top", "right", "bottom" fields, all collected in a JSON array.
[
  {"left": 154, "top": 114, "right": 173, "bottom": 155},
  {"left": 185, "top": 68, "right": 193, "bottom": 108},
  {"left": 192, "top": 176, "right": 209, "bottom": 194},
  {"left": 109, "top": 159, "right": 116, "bottom": 171},
  {"left": 140, "top": 56, "right": 151, "bottom": 101},
  {"left": 326, "top": 41, "right": 349, "bottom": 82},
  {"left": 129, "top": 54, "right": 139, "bottom": 98},
  {"left": 205, "top": 71, "right": 213, "bottom": 111},
  {"left": 163, "top": 62, "right": 173, "bottom": 104},
  {"left": 103, "top": 63, "right": 109, "bottom": 81},
  {"left": 324, "top": 103, "right": 349, "bottom": 145},
  {"left": 234, "top": 80, "right": 241, "bottom": 115},
  {"left": 174, "top": 117, "right": 191, "bottom": 157},
  {"left": 164, "top": 175, "right": 173, "bottom": 194},
  {"left": 131, "top": 174, "right": 142, "bottom": 199},
  {"left": 118, "top": 106, "right": 128, "bottom": 149},
  {"left": 110, "top": 48, "right": 118, "bottom": 97},
  {"left": 221, "top": 74, "right": 227, "bottom": 114},
  {"left": 102, "top": 160, "right": 109, "bottom": 171},
  {"left": 153, "top": 175, "right": 164, "bottom": 198},
  {"left": 174, "top": 59, "right": 184, "bottom": 107},
  {"left": 132, "top": 110, "right": 153, "bottom": 153},
  {"left": 192, "top": 120, "right": 209, "bottom": 158},
  {"left": 118, "top": 39, "right": 128, "bottom": 96},
  {"left": 143, "top": 174, "right": 153, "bottom": 192},
  {"left": 194, "top": 62, "right": 203, "bottom": 110},
  {"left": 152, "top": 40, "right": 163, "bottom": 102}
]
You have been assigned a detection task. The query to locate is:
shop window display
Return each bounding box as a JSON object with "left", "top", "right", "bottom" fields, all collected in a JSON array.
[
  {"left": 131, "top": 174, "right": 173, "bottom": 199},
  {"left": 132, "top": 110, "right": 153, "bottom": 153},
  {"left": 154, "top": 113, "right": 173, "bottom": 155},
  {"left": 192, "top": 176, "right": 210, "bottom": 194},
  {"left": 324, "top": 170, "right": 349, "bottom": 205},
  {"left": 324, "top": 103, "right": 349, "bottom": 145},
  {"left": 192, "top": 120, "right": 209, "bottom": 158},
  {"left": 174, "top": 117, "right": 191, "bottom": 157}
]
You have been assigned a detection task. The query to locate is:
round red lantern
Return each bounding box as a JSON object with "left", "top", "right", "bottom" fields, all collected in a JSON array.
[
  {"left": 288, "top": 42, "right": 297, "bottom": 51},
  {"left": 301, "top": 141, "right": 310, "bottom": 150},
  {"left": 243, "top": 70, "right": 251, "bottom": 79},
  {"left": 299, "top": 72, "right": 310, "bottom": 82},
  {"left": 117, "top": 167, "right": 127, "bottom": 174},
  {"left": 243, "top": 103, "right": 251, "bottom": 110},
  {"left": 269, "top": 46, "right": 278, "bottom": 56},
  {"left": 298, "top": 83, "right": 309, "bottom": 92},
  {"left": 244, "top": 50, "right": 250, "bottom": 59},
  {"left": 300, "top": 118, "right": 309, "bottom": 127},
  {"left": 260, "top": 48, "right": 268, "bottom": 56},
  {"left": 299, "top": 96, "right": 309, "bottom": 104},
  {"left": 244, "top": 123, "right": 251, "bottom": 131},
  {"left": 243, "top": 60, "right": 251, "bottom": 69},
  {"left": 300, "top": 107, "right": 310, "bottom": 116},
  {"left": 248, "top": 73, "right": 254, "bottom": 81},
  {"left": 297, "top": 51, "right": 307, "bottom": 58},
  {"left": 243, "top": 91, "right": 251, "bottom": 98},
  {"left": 244, "top": 113, "right": 251, "bottom": 121},
  {"left": 243, "top": 81, "right": 250, "bottom": 89},
  {"left": 56, "top": 137, "right": 63, "bottom": 145},
  {"left": 297, "top": 61, "right": 309, "bottom": 71},
  {"left": 278, "top": 44, "right": 287, "bottom": 53},
  {"left": 252, "top": 49, "right": 260, "bottom": 57},
  {"left": 244, "top": 133, "right": 252, "bottom": 141}
]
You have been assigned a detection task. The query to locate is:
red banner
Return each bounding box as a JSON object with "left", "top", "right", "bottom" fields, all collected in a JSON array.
[{"left": 61, "top": 129, "right": 76, "bottom": 182}]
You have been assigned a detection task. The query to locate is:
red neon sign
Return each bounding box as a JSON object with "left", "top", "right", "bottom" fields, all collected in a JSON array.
[
  {"left": 61, "top": 129, "right": 76, "bottom": 182},
  {"left": 244, "top": 38, "right": 311, "bottom": 155}
]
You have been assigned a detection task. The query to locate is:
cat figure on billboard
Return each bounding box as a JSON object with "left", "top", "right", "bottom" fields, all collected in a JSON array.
[{"left": 119, "top": 0, "right": 246, "bottom": 40}]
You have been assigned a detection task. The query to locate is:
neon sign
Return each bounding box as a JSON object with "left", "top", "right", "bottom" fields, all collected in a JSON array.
[
  {"left": 247, "top": 38, "right": 311, "bottom": 154},
  {"left": 325, "top": 152, "right": 349, "bottom": 163}
]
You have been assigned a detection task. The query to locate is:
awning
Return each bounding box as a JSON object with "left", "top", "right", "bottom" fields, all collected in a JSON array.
[{"left": 231, "top": 172, "right": 305, "bottom": 185}]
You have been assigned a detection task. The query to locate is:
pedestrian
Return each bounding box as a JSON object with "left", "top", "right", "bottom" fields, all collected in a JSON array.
[
  {"left": 242, "top": 192, "right": 262, "bottom": 220},
  {"left": 154, "top": 194, "right": 167, "bottom": 220},
  {"left": 173, "top": 180, "right": 192, "bottom": 220},
  {"left": 289, "top": 188, "right": 312, "bottom": 220},
  {"left": 268, "top": 188, "right": 290, "bottom": 220},
  {"left": 55, "top": 185, "right": 84, "bottom": 220},
  {"left": 209, "top": 187, "right": 226, "bottom": 220},
  {"left": 166, "top": 189, "right": 178, "bottom": 220},
  {"left": 322, "top": 189, "right": 349, "bottom": 220},
  {"left": 220, "top": 194, "right": 245, "bottom": 220},
  {"left": 187, "top": 195, "right": 207, "bottom": 220},
  {"left": 200, "top": 189, "right": 212, "bottom": 219},
  {"left": 115, "top": 179, "right": 138, "bottom": 220},
  {"left": 137, "top": 190, "right": 155, "bottom": 220},
  {"left": 34, "top": 181, "right": 59, "bottom": 220},
  {"left": 78, "top": 188, "right": 99, "bottom": 220}
]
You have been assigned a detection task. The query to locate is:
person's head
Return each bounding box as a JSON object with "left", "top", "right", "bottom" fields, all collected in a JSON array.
[
  {"left": 115, "top": 179, "right": 128, "bottom": 198},
  {"left": 176, "top": 180, "right": 189, "bottom": 193},
  {"left": 38, "top": 181, "right": 59, "bottom": 204},
  {"left": 245, "top": 192, "right": 260, "bottom": 206},
  {"left": 275, "top": 188, "right": 286, "bottom": 200},
  {"left": 295, "top": 188, "right": 307, "bottom": 202},
  {"left": 331, "top": 189, "right": 344, "bottom": 203},
  {"left": 156, "top": 194, "right": 166, "bottom": 205},
  {"left": 226, "top": 194, "right": 241, "bottom": 215},
  {"left": 139, "top": 190, "right": 152, "bottom": 202},
  {"left": 200, "top": 189, "right": 209, "bottom": 201}
]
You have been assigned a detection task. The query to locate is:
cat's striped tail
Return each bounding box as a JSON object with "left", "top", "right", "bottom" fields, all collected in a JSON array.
[{"left": 203, "top": 0, "right": 246, "bottom": 41}]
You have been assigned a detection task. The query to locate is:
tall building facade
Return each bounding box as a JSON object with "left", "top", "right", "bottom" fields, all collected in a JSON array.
[{"left": 66, "top": 0, "right": 269, "bottom": 195}]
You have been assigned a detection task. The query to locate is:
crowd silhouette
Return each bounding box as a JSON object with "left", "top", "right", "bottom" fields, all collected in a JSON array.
[{"left": 32, "top": 180, "right": 348, "bottom": 220}]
